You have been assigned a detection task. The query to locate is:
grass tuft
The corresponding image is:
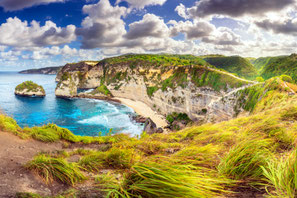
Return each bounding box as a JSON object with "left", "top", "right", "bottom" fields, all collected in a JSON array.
[{"left": 26, "top": 154, "right": 86, "bottom": 186}]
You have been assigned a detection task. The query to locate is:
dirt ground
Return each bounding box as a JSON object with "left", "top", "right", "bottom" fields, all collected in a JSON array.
[{"left": 0, "top": 131, "right": 67, "bottom": 197}]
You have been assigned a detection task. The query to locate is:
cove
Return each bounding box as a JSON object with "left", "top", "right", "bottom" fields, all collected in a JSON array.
[{"left": 0, "top": 72, "right": 144, "bottom": 136}]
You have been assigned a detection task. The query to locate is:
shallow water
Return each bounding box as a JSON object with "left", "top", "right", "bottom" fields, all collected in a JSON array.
[{"left": 0, "top": 72, "right": 144, "bottom": 136}]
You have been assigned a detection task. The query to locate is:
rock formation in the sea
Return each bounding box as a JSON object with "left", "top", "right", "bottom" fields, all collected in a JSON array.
[
  {"left": 15, "top": 81, "right": 46, "bottom": 97},
  {"left": 19, "top": 66, "right": 62, "bottom": 75},
  {"left": 55, "top": 55, "right": 258, "bottom": 123}
]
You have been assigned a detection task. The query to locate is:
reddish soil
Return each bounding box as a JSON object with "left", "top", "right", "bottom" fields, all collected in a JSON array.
[{"left": 0, "top": 131, "right": 67, "bottom": 197}]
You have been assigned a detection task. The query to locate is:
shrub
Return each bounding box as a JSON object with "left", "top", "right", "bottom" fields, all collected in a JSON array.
[
  {"left": 280, "top": 75, "right": 293, "bottom": 83},
  {"left": 256, "top": 77, "right": 264, "bottom": 82},
  {"left": 147, "top": 86, "right": 158, "bottom": 97},
  {"left": 92, "top": 84, "right": 112, "bottom": 96},
  {"left": 26, "top": 154, "right": 86, "bottom": 185}
]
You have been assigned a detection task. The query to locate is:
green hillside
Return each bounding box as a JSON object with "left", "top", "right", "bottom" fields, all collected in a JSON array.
[
  {"left": 251, "top": 56, "right": 284, "bottom": 71},
  {"left": 202, "top": 56, "right": 258, "bottom": 79},
  {"left": 260, "top": 54, "right": 297, "bottom": 81}
]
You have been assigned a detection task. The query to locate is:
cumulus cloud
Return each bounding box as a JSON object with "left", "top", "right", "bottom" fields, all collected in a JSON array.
[
  {"left": 202, "top": 27, "right": 242, "bottom": 45},
  {"left": 0, "top": 0, "right": 65, "bottom": 11},
  {"left": 125, "top": 14, "right": 169, "bottom": 39},
  {"left": 169, "top": 19, "right": 215, "bottom": 39},
  {"left": 76, "top": 0, "right": 127, "bottom": 49},
  {"left": 180, "top": 0, "right": 295, "bottom": 19},
  {"left": 256, "top": 18, "right": 297, "bottom": 35},
  {"left": 115, "top": 0, "right": 167, "bottom": 9},
  {"left": 0, "top": 17, "right": 76, "bottom": 49},
  {"left": 175, "top": 4, "right": 189, "bottom": 19}
]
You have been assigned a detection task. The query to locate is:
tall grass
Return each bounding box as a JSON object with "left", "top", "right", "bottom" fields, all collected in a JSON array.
[
  {"left": 262, "top": 150, "right": 297, "bottom": 198},
  {"left": 218, "top": 139, "right": 272, "bottom": 180},
  {"left": 26, "top": 154, "right": 86, "bottom": 185},
  {"left": 79, "top": 148, "right": 135, "bottom": 172},
  {"left": 109, "top": 161, "right": 233, "bottom": 198}
]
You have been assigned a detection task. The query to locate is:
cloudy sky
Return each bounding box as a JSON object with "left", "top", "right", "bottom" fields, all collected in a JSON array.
[{"left": 0, "top": 0, "right": 296, "bottom": 70}]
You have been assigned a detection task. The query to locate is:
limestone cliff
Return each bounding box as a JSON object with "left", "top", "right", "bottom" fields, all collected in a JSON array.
[
  {"left": 15, "top": 81, "right": 46, "bottom": 97},
  {"left": 55, "top": 55, "right": 257, "bottom": 122}
]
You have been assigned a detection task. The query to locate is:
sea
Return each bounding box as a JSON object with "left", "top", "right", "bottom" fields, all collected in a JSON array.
[{"left": 0, "top": 72, "right": 144, "bottom": 136}]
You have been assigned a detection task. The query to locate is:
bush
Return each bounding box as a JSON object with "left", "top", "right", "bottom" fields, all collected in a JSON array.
[
  {"left": 26, "top": 154, "right": 86, "bottom": 185},
  {"left": 92, "top": 84, "right": 112, "bottom": 96},
  {"left": 256, "top": 77, "right": 264, "bottom": 82},
  {"left": 280, "top": 75, "right": 293, "bottom": 83}
]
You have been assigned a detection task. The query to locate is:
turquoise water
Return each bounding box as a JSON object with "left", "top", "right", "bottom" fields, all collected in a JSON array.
[{"left": 0, "top": 72, "right": 144, "bottom": 136}]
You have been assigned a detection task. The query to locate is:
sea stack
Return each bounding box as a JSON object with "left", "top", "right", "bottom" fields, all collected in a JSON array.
[{"left": 15, "top": 81, "right": 46, "bottom": 97}]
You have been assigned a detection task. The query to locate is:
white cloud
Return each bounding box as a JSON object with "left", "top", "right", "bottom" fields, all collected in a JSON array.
[
  {"left": 125, "top": 13, "right": 170, "bottom": 39},
  {"left": 76, "top": 0, "right": 128, "bottom": 49},
  {"left": 169, "top": 19, "right": 215, "bottom": 39},
  {"left": 0, "top": 17, "right": 76, "bottom": 49}
]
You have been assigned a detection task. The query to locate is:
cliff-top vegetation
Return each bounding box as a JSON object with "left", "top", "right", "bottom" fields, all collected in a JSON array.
[
  {"left": 202, "top": 55, "right": 258, "bottom": 79},
  {"left": 15, "top": 81, "right": 45, "bottom": 94},
  {"left": 3, "top": 77, "right": 297, "bottom": 197}
]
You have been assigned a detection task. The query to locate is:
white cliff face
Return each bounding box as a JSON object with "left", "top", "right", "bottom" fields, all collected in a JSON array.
[
  {"left": 55, "top": 61, "right": 255, "bottom": 123},
  {"left": 55, "top": 73, "right": 79, "bottom": 98},
  {"left": 15, "top": 89, "right": 45, "bottom": 97}
]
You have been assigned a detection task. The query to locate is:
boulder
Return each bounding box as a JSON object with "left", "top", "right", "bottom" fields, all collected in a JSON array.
[
  {"left": 15, "top": 81, "right": 45, "bottom": 97},
  {"left": 143, "top": 118, "right": 164, "bottom": 134}
]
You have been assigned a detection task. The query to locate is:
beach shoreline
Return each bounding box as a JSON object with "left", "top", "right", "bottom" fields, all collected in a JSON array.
[{"left": 114, "top": 97, "right": 168, "bottom": 129}]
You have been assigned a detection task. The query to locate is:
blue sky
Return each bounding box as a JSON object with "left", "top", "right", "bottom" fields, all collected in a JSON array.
[{"left": 0, "top": 0, "right": 296, "bottom": 70}]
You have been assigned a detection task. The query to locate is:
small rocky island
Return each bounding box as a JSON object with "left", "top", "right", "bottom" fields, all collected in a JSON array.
[{"left": 15, "top": 81, "right": 46, "bottom": 97}]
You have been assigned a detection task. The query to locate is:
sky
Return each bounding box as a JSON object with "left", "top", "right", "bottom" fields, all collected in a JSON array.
[{"left": 0, "top": 0, "right": 297, "bottom": 70}]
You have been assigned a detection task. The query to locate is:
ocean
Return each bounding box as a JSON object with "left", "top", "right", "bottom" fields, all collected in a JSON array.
[{"left": 0, "top": 72, "right": 144, "bottom": 136}]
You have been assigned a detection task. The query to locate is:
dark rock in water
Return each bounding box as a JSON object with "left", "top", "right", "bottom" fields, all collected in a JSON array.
[
  {"left": 131, "top": 115, "right": 147, "bottom": 123},
  {"left": 144, "top": 118, "right": 160, "bottom": 134}
]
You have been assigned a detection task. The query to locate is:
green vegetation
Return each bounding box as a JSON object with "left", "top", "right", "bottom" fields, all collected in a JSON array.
[
  {"left": 91, "top": 84, "right": 112, "bottom": 96},
  {"left": 260, "top": 54, "right": 297, "bottom": 82},
  {"left": 218, "top": 139, "right": 271, "bottom": 180},
  {"left": 104, "top": 54, "right": 208, "bottom": 67},
  {"left": 166, "top": 112, "right": 191, "bottom": 124},
  {"left": 26, "top": 154, "right": 86, "bottom": 185},
  {"left": 7, "top": 65, "right": 297, "bottom": 197},
  {"left": 262, "top": 150, "right": 297, "bottom": 197},
  {"left": 110, "top": 162, "right": 232, "bottom": 198},
  {"left": 203, "top": 55, "right": 258, "bottom": 79},
  {"left": 280, "top": 74, "right": 293, "bottom": 83},
  {"left": 15, "top": 81, "right": 45, "bottom": 94},
  {"left": 250, "top": 56, "right": 283, "bottom": 71}
]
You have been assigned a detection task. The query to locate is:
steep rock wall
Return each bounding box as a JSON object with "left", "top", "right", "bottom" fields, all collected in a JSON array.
[{"left": 55, "top": 58, "right": 254, "bottom": 122}]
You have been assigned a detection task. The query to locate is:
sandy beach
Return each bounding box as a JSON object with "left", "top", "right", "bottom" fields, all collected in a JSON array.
[{"left": 114, "top": 97, "right": 168, "bottom": 128}]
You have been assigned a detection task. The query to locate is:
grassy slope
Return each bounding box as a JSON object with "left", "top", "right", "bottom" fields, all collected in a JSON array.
[
  {"left": 5, "top": 77, "right": 297, "bottom": 197},
  {"left": 202, "top": 55, "right": 258, "bottom": 79},
  {"left": 260, "top": 54, "right": 297, "bottom": 81},
  {"left": 250, "top": 56, "right": 284, "bottom": 71}
]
